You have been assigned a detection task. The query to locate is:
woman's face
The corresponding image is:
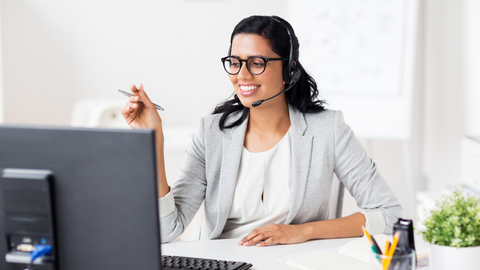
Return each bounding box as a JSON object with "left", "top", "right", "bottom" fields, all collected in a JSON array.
[{"left": 229, "top": 34, "right": 286, "bottom": 109}]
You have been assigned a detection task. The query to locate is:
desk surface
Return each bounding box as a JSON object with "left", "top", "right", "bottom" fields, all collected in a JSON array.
[{"left": 162, "top": 237, "right": 358, "bottom": 270}]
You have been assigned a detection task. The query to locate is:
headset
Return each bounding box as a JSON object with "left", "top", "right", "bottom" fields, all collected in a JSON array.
[
  {"left": 269, "top": 17, "right": 302, "bottom": 87},
  {"left": 228, "top": 17, "right": 302, "bottom": 107}
]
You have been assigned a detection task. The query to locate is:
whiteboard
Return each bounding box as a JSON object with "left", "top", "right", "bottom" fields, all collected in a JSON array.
[{"left": 288, "top": 0, "right": 418, "bottom": 140}]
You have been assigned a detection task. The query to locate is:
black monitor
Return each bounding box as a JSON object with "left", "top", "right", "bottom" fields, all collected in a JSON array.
[{"left": 0, "top": 124, "right": 162, "bottom": 270}]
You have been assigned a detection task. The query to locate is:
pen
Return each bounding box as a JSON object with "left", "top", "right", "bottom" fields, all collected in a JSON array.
[
  {"left": 118, "top": 89, "right": 164, "bottom": 111},
  {"left": 362, "top": 226, "right": 382, "bottom": 254}
]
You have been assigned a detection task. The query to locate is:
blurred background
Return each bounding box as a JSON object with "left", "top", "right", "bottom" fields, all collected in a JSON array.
[{"left": 1, "top": 0, "right": 479, "bottom": 238}]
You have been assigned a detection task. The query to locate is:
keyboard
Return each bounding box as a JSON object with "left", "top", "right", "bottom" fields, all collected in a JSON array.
[{"left": 162, "top": 255, "right": 253, "bottom": 270}]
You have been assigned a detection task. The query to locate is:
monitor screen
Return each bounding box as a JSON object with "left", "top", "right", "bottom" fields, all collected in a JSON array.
[{"left": 0, "top": 125, "right": 161, "bottom": 270}]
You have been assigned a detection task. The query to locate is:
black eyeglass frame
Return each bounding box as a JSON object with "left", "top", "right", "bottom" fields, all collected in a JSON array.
[{"left": 221, "top": 55, "right": 287, "bottom": 75}]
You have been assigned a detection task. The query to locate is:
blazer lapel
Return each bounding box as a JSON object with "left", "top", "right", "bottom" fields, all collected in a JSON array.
[
  {"left": 285, "top": 105, "right": 313, "bottom": 224},
  {"left": 211, "top": 114, "right": 248, "bottom": 237}
]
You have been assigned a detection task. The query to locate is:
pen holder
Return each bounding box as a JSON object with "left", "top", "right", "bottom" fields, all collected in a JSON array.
[{"left": 370, "top": 250, "right": 416, "bottom": 270}]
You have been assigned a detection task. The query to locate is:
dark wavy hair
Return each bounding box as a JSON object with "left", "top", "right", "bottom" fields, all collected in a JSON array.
[{"left": 213, "top": 15, "right": 326, "bottom": 130}]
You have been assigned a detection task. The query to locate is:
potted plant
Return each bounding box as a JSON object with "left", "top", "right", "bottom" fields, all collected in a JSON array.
[{"left": 420, "top": 187, "right": 480, "bottom": 270}]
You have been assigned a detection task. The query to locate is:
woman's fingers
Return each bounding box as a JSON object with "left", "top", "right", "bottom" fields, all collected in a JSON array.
[
  {"left": 238, "top": 229, "right": 260, "bottom": 245},
  {"left": 129, "top": 95, "right": 140, "bottom": 103},
  {"left": 136, "top": 84, "right": 156, "bottom": 109},
  {"left": 239, "top": 231, "right": 278, "bottom": 247},
  {"left": 124, "top": 85, "right": 140, "bottom": 115},
  {"left": 128, "top": 84, "right": 154, "bottom": 110},
  {"left": 122, "top": 84, "right": 162, "bottom": 130},
  {"left": 256, "top": 237, "right": 277, "bottom": 247},
  {"left": 130, "top": 84, "right": 139, "bottom": 93},
  {"left": 121, "top": 104, "right": 136, "bottom": 124},
  {"left": 239, "top": 227, "right": 272, "bottom": 246},
  {"left": 122, "top": 85, "right": 145, "bottom": 117},
  {"left": 123, "top": 101, "right": 139, "bottom": 112},
  {"left": 238, "top": 224, "right": 308, "bottom": 247},
  {"left": 247, "top": 232, "right": 273, "bottom": 246},
  {"left": 121, "top": 100, "right": 144, "bottom": 125}
]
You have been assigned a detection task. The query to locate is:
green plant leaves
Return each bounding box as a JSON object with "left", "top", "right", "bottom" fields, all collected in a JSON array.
[{"left": 421, "top": 188, "right": 480, "bottom": 247}]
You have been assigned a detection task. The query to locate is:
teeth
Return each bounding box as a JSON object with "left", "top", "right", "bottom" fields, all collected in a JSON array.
[{"left": 240, "top": 85, "right": 259, "bottom": 91}]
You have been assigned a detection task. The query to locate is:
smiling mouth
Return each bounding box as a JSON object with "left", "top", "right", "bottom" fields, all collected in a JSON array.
[{"left": 239, "top": 85, "right": 260, "bottom": 96}]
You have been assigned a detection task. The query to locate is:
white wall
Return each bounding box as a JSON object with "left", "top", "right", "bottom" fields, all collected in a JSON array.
[
  {"left": 422, "top": 0, "right": 465, "bottom": 191},
  {"left": 343, "top": 0, "right": 480, "bottom": 220},
  {"left": 1, "top": 0, "right": 286, "bottom": 127},
  {"left": 464, "top": 0, "right": 480, "bottom": 136},
  {"left": 0, "top": 1, "right": 3, "bottom": 123}
]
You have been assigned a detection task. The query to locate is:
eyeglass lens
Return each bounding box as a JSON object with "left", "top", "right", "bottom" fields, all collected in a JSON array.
[{"left": 223, "top": 56, "right": 267, "bottom": 75}]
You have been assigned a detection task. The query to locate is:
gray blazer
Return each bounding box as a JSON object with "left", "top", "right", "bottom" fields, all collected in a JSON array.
[{"left": 160, "top": 105, "right": 402, "bottom": 242}]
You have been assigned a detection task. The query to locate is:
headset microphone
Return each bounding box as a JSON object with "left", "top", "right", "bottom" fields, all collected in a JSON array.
[{"left": 251, "top": 79, "right": 298, "bottom": 107}]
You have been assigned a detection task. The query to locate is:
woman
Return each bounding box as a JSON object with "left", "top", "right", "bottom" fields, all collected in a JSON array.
[{"left": 121, "top": 15, "right": 402, "bottom": 247}]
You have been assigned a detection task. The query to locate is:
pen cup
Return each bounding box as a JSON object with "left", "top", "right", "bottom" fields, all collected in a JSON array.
[{"left": 370, "top": 250, "right": 416, "bottom": 270}]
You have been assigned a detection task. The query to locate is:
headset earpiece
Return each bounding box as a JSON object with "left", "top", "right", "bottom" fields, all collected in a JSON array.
[
  {"left": 283, "top": 64, "right": 301, "bottom": 85},
  {"left": 291, "top": 67, "right": 301, "bottom": 84}
]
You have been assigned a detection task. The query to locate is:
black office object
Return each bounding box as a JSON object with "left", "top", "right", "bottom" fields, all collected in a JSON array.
[
  {"left": 0, "top": 125, "right": 161, "bottom": 270},
  {"left": 391, "top": 218, "right": 416, "bottom": 270},
  {"left": 393, "top": 218, "right": 416, "bottom": 252},
  {"left": 1, "top": 169, "right": 57, "bottom": 269},
  {"left": 162, "top": 255, "right": 253, "bottom": 270},
  {"left": 0, "top": 124, "right": 253, "bottom": 270}
]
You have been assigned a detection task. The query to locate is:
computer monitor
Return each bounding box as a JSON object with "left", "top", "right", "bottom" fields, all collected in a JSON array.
[{"left": 0, "top": 124, "right": 162, "bottom": 269}]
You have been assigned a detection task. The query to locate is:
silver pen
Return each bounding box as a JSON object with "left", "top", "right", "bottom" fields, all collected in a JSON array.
[{"left": 118, "top": 89, "right": 164, "bottom": 111}]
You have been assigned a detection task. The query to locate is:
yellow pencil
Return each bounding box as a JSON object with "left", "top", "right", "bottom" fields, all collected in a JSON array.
[
  {"left": 362, "top": 225, "right": 374, "bottom": 245},
  {"left": 383, "top": 232, "right": 400, "bottom": 270},
  {"left": 363, "top": 225, "right": 382, "bottom": 255},
  {"left": 382, "top": 240, "right": 391, "bottom": 267}
]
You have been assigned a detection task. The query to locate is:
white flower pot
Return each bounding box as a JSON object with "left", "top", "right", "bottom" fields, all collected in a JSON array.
[{"left": 429, "top": 244, "right": 480, "bottom": 270}]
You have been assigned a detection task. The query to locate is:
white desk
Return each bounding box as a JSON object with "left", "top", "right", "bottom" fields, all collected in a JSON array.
[{"left": 162, "top": 237, "right": 358, "bottom": 270}]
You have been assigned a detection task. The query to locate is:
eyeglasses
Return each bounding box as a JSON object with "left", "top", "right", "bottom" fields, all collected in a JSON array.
[{"left": 221, "top": 55, "right": 286, "bottom": 75}]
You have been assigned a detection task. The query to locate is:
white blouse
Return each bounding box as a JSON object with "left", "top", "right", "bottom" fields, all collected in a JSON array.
[{"left": 220, "top": 129, "right": 292, "bottom": 239}]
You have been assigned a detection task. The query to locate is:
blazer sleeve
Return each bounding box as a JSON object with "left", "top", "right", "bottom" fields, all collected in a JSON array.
[
  {"left": 333, "top": 110, "right": 403, "bottom": 235},
  {"left": 159, "top": 118, "right": 208, "bottom": 243}
]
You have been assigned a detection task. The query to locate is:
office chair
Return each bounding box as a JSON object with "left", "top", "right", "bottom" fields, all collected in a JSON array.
[
  {"left": 328, "top": 175, "right": 345, "bottom": 219},
  {"left": 70, "top": 99, "right": 130, "bottom": 128}
]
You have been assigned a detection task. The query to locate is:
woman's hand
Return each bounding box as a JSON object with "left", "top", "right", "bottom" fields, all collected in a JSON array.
[
  {"left": 238, "top": 223, "right": 310, "bottom": 247},
  {"left": 122, "top": 84, "right": 170, "bottom": 198},
  {"left": 121, "top": 84, "right": 162, "bottom": 130},
  {"left": 238, "top": 213, "right": 366, "bottom": 247}
]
